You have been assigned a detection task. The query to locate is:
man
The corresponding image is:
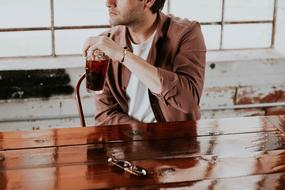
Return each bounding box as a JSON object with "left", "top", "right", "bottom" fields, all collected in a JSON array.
[{"left": 83, "top": 0, "right": 206, "bottom": 125}]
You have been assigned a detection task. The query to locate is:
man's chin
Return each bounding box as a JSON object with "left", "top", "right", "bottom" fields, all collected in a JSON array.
[
  {"left": 109, "top": 18, "right": 118, "bottom": 26},
  {"left": 109, "top": 18, "right": 127, "bottom": 26}
]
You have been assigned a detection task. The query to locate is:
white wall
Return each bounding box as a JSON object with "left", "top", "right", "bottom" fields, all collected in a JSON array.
[
  {"left": 1, "top": 49, "right": 284, "bottom": 131},
  {"left": 275, "top": 0, "right": 285, "bottom": 56}
]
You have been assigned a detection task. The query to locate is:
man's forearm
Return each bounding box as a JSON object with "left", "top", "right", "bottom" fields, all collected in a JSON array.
[
  {"left": 83, "top": 36, "right": 162, "bottom": 94},
  {"left": 122, "top": 51, "right": 162, "bottom": 94}
]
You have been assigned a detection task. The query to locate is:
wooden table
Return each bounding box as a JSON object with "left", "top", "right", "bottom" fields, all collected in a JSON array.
[{"left": 1, "top": 115, "right": 285, "bottom": 189}]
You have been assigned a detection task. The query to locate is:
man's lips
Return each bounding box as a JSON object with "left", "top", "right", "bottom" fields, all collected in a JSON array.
[{"left": 108, "top": 10, "right": 118, "bottom": 16}]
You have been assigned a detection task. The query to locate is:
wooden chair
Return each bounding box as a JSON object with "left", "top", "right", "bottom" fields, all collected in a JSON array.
[{"left": 75, "top": 74, "right": 86, "bottom": 127}]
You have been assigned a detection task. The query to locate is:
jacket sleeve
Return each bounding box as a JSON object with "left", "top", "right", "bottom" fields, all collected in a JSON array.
[
  {"left": 153, "top": 22, "right": 206, "bottom": 113},
  {"left": 93, "top": 28, "right": 141, "bottom": 126},
  {"left": 94, "top": 78, "right": 140, "bottom": 126}
]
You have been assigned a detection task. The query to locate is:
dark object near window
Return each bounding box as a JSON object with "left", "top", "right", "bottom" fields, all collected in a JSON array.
[{"left": 0, "top": 69, "right": 74, "bottom": 99}]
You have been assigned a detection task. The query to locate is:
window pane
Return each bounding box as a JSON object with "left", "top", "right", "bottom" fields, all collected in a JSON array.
[
  {"left": 201, "top": 25, "right": 221, "bottom": 50},
  {"left": 169, "top": 0, "right": 222, "bottom": 22},
  {"left": 55, "top": 29, "right": 106, "bottom": 55},
  {"left": 275, "top": 0, "right": 285, "bottom": 54},
  {"left": 223, "top": 24, "right": 272, "bottom": 49},
  {"left": 225, "top": 0, "right": 274, "bottom": 21},
  {"left": 0, "top": 0, "right": 50, "bottom": 28},
  {"left": 0, "top": 31, "right": 51, "bottom": 57},
  {"left": 54, "top": 0, "right": 109, "bottom": 26},
  {"left": 162, "top": 0, "right": 169, "bottom": 14}
]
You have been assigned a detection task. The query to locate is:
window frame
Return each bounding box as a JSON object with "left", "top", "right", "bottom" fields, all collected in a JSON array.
[{"left": 0, "top": 0, "right": 278, "bottom": 58}]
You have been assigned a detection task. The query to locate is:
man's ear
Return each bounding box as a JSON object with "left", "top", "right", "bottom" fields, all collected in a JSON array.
[{"left": 144, "top": 0, "right": 156, "bottom": 9}]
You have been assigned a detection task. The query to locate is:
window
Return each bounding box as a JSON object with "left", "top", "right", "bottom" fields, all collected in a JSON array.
[
  {"left": 0, "top": 0, "right": 277, "bottom": 58},
  {"left": 169, "top": 0, "right": 276, "bottom": 50}
]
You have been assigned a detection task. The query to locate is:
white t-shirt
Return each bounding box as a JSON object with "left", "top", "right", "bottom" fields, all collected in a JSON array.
[{"left": 126, "top": 32, "right": 156, "bottom": 123}]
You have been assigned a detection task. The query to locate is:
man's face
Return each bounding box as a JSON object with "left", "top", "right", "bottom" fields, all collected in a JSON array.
[{"left": 106, "top": 0, "right": 146, "bottom": 26}]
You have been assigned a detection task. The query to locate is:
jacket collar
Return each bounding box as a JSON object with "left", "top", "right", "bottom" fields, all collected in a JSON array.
[{"left": 119, "top": 12, "right": 170, "bottom": 50}]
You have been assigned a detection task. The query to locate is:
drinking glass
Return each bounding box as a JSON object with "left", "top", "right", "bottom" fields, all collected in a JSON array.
[{"left": 85, "top": 49, "right": 109, "bottom": 94}]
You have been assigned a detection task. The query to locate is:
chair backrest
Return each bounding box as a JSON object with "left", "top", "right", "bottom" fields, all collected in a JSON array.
[{"left": 75, "top": 74, "right": 86, "bottom": 127}]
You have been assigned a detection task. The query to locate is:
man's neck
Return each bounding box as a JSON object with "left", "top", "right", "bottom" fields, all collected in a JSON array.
[{"left": 127, "top": 12, "right": 158, "bottom": 44}]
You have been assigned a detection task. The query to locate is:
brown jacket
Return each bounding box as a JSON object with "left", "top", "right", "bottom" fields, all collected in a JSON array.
[{"left": 95, "top": 12, "right": 206, "bottom": 125}]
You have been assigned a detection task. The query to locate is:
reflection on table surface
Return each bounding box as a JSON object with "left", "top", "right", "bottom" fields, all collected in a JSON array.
[{"left": 0, "top": 115, "right": 285, "bottom": 189}]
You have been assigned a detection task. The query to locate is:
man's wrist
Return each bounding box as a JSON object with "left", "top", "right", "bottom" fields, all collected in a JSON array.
[{"left": 120, "top": 48, "right": 128, "bottom": 63}]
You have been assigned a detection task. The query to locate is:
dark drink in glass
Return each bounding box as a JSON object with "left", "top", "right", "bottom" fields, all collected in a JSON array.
[{"left": 85, "top": 50, "right": 109, "bottom": 94}]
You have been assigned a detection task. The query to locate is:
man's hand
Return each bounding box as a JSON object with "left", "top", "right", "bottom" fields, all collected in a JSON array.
[
  {"left": 83, "top": 35, "right": 162, "bottom": 95},
  {"left": 82, "top": 36, "right": 124, "bottom": 62}
]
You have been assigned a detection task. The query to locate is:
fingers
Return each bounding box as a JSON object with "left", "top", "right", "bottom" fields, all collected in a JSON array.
[
  {"left": 83, "top": 35, "right": 115, "bottom": 59},
  {"left": 82, "top": 36, "right": 107, "bottom": 57},
  {"left": 82, "top": 46, "right": 90, "bottom": 57},
  {"left": 82, "top": 38, "right": 92, "bottom": 57},
  {"left": 82, "top": 36, "right": 98, "bottom": 57}
]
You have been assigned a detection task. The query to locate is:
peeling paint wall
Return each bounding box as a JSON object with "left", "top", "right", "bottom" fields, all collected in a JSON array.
[
  {"left": 201, "top": 55, "right": 285, "bottom": 118},
  {"left": 236, "top": 85, "right": 285, "bottom": 105},
  {"left": 0, "top": 55, "right": 284, "bottom": 131}
]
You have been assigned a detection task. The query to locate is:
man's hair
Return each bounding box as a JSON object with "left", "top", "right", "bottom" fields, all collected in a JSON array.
[{"left": 150, "top": 0, "right": 166, "bottom": 13}]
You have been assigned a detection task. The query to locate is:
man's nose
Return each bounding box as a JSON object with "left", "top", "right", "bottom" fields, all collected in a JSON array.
[{"left": 106, "top": 0, "right": 116, "bottom": 8}]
